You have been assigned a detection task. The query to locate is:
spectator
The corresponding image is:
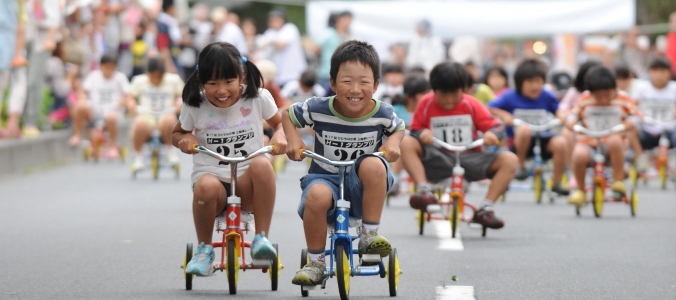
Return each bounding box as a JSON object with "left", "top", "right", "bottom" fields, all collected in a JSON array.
[
  {"left": 406, "top": 19, "right": 445, "bottom": 73},
  {"left": 281, "top": 69, "right": 326, "bottom": 103},
  {"left": 214, "top": 7, "right": 248, "bottom": 56},
  {"left": 23, "top": 0, "right": 63, "bottom": 137},
  {"left": 262, "top": 8, "right": 307, "bottom": 87},
  {"left": 317, "top": 11, "right": 352, "bottom": 90}
]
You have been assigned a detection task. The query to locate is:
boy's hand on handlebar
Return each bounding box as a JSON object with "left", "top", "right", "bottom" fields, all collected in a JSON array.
[
  {"left": 286, "top": 140, "right": 306, "bottom": 161},
  {"left": 483, "top": 131, "right": 500, "bottom": 146},
  {"left": 419, "top": 129, "right": 434, "bottom": 145},
  {"left": 379, "top": 144, "right": 401, "bottom": 162},
  {"left": 178, "top": 134, "right": 199, "bottom": 154}
]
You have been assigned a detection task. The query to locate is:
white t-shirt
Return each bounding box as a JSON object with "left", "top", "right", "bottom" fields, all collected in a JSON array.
[
  {"left": 130, "top": 73, "right": 184, "bottom": 115},
  {"left": 179, "top": 88, "right": 278, "bottom": 184},
  {"left": 280, "top": 80, "right": 325, "bottom": 103},
  {"left": 215, "top": 22, "right": 248, "bottom": 56},
  {"left": 263, "top": 23, "right": 307, "bottom": 85},
  {"left": 632, "top": 80, "right": 676, "bottom": 134},
  {"left": 83, "top": 70, "right": 130, "bottom": 114}
]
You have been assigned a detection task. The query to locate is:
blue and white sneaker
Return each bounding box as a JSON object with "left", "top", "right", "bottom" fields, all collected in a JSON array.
[
  {"left": 251, "top": 231, "right": 277, "bottom": 260},
  {"left": 185, "top": 243, "right": 215, "bottom": 276}
]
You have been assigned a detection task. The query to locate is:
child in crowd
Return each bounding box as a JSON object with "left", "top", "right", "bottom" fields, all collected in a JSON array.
[
  {"left": 70, "top": 53, "right": 130, "bottom": 159},
  {"left": 484, "top": 66, "right": 509, "bottom": 98},
  {"left": 373, "top": 62, "right": 404, "bottom": 104},
  {"left": 283, "top": 40, "right": 404, "bottom": 286},
  {"left": 401, "top": 62, "right": 517, "bottom": 229},
  {"left": 172, "top": 42, "right": 286, "bottom": 276},
  {"left": 631, "top": 57, "right": 676, "bottom": 167},
  {"left": 389, "top": 74, "right": 430, "bottom": 195},
  {"left": 129, "top": 56, "right": 184, "bottom": 171},
  {"left": 281, "top": 69, "right": 326, "bottom": 103},
  {"left": 488, "top": 59, "right": 569, "bottom": 195},
  {"left": 566, "top": 66, "right": 639, "bottom": 205}
]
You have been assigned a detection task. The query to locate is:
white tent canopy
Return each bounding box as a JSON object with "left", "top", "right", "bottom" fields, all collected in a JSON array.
[{"left": 307, "top": 0, "right": 635, "bottom": 57}]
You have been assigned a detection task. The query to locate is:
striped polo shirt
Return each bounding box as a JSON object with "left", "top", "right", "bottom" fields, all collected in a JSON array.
[{"left": 289, "top": 96, "right": 405, "bottom": 174}]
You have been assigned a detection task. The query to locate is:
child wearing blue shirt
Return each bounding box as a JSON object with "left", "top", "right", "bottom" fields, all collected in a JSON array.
[{"left": 489, "top": 59, "right": 569, "bottom": 195}]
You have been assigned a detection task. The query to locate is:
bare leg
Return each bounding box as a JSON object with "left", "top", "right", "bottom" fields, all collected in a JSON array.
[
  {"left": 303, "top": 184, "right": 332, "bottom": 251},
  {"left": 400, "top": 135, "right": 428, "bottom": 184},
  {"left": 359, "top": 157, "right": 387, "bottom": 223},
  {"left": 235, "top": 156, "right": 276, "bottom": 235},
  {"left": 192, "top": 174, "right": 228, "bottom": 244},
  {"left": 485, "top": 152, "right": 518, "bottom": 201}
]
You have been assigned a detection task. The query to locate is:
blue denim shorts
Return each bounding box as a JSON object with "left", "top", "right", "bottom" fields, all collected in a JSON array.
[{"left": 297, "top": 155, "right": 394, "bottom": 222}]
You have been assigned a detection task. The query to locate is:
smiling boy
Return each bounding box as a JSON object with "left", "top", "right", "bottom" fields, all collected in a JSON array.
[{"left": 283, "top": 40, "right": 405, "bottom": 286}]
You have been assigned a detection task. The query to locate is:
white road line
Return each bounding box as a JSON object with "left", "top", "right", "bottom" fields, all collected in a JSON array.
[
  {"left": 436, "top": 285, "right": 475, "bottom": 300},
  {"left": 433, "top": 220, "right": 464, "bottom": 251}
]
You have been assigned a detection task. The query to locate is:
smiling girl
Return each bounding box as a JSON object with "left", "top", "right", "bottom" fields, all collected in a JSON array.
[{"left": 172, "top": 42, "right": 287, "bottom": 276}]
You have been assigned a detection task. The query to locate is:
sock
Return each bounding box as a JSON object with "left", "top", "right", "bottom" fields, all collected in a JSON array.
[
  {"left": 479, "top": 199, "right": 494, "bottom": 210},
  {"left": 308, "top": 249, "right": 325, "bottom": 263},
  {"left": 362, "top": 221, "right": 379, "bottom": 235}
]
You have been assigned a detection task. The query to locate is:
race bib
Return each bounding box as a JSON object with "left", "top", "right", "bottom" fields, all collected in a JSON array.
[
  {"left": 641, "top": 101, "right": 675, "bottom": 122},
  {"left": 513, "top": 109, "right": 550, "bottom": 125},
  {"left": 322, "top": 131, "right": 378, "bottom": 162},
  {"left": 585, "top": 106, "right": 622, "bottom": 131},
  {"left": 431, "top": 115, "right": 473, "bottom": 146}
]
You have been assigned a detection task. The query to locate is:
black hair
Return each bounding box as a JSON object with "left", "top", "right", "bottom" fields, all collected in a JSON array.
[
  {"left": 382, "top": 62, "right": 404, "bottom": 75},
  {"left": 429, "top": 62, "right": 466, "bottom": 93},
  {"left": 330, "top": 40, "right": 381, "bottom": 83},
  {"left": 100, "top": 53, "right": 117, "bottom": 65},
  {"left": 146, "top": 56, "right": 165, "bottom": 73},
  {"left": 648, "top": 56, "right": 672, "bottom": 71},
  {"left": 300, "top": 69, "right": 317, "bottom": 88},
  {"left": 584, "top": 66, "right": 616, "bottom": 92},
  {"left": 162, "top": 0, "right": 174, "bottom": 12},
  {"left": 574, "top": 60, "right": 602, "bottom": 92},
  {"left": 182, "top": 42, "right": 264, "bottom": 108},
  {"left": 483, "top": 66, "right": 508, "bottom": 86},
  {"left": 327, "top": 12, "right": 339, "bottom": 28},
  {"left": 513, "top": 59, "right": 547, "bottom": 94},
  {"left": 614, "top": 64, "right": 633, "bottom": 79},
  {"left": 403, "top": 75, "right": 430, "bottom": 98}
]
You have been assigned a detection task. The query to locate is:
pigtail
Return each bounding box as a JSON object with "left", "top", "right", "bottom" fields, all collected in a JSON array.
[
  {"left": 241, "top": 59, "right": 264, "bottom": 99},
  {"left": 182, "top": 69, "right": 204, "bottom": 108}
]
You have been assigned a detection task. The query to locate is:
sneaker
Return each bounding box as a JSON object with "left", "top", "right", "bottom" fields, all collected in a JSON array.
[
  {"left": 185, "top": 243, "right": 215, "bottom": 276},
  {"left": 409, "top": 184, "right": 437, "bottom": 211},
  {"left": 292, "top": 261, "right": 327, "bottom": 286},
  {"left": 567, "top": 190, "right": 586, "bottom": 205},
  {"left": 473, "top": 208, "right": 504, "bottom": 229},
  {"left": 166, "top": 148, "right": 180, "bottom": 165},
  {"left": 69, "top": 135, "right": 81, "bottom": 147},
  {"left": 514, "top": 167, "right": 529, "bottom": 181},
  {"left": 611, "top": 181, "right": 626, "bottom": 196},
  {"left": 250, "top": 232, "right": 277, "bottom": 260},
  {"left": 131, "top": 156, "right": 145, "bottom": 171},
  {"left": 635, "top": 153, "right": 650, "bottom": 173},
  {"left": 357, "top": 231, "right": 392, "bottom": 257},
  {"left": 22, "top": 126, "right": 40, "bottom": 138},
  {"left": 551, "top": 183, "right": 570, "bottom": 196}
]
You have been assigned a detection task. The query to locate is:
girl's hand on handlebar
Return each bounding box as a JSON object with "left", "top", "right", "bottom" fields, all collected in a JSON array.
[
  {"left": 269, "top": 135, "right": 287, "bottom": 155},
  {"left": 286, "top": 139, "right": 306, "bottom": 161},
  {"left": 178, "top": 134, "right": 199, "bottom": 154},
  {"left": 419, "top": 129, "right": 434, "bottom": 145},
  {"left": 483, "top": 131, "right": 500, "bottom": 146}
]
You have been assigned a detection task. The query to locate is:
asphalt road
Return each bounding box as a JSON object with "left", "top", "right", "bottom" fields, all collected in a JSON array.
[{"left": 1, "top": 154, "right": 675, "bottom": 300}]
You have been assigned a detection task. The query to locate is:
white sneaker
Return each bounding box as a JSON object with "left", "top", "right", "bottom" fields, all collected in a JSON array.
[
  {"left": 166, "top": 148, "right": 180, "bottom": 165},
  {"left": 636, "top": 153, "right": 650, "bottom": 173},
  {"left": 131, "top": 156, "right": 145, "bottom": 171}
]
